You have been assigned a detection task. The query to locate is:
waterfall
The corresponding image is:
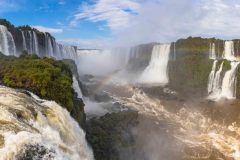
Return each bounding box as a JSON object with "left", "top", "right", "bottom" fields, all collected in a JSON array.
[
  {"left": 208, "top": 60, "right": 217, "bottom": 93},
  {"left": 33, "top": 31, "right": 39, "bottom": 56},
  {"left": 221, "top": 62, "right": 240, "bottom": 99},
  {"left": 212, "top": 62, "right": 224, "bottom": 93},
  {"left": 209, "top": 43, "right": 216, "bottom": 59},
  {"left": 0, "top": 86, "right": 94, "bottom": 160},
  {"left": 0, "top": 25, "right": 16, "bottom": 56},
  {"left": 139, "top": 44, "right": 171, "bottom": 85},
  {"left": 28, "top": 31, "right": 33, "bottom": 54},
  {"left": 0, "top": 25, "right": 77, "bottom": 60},
  {"left": 208, "top": 61, "right": 224, "bottom": 99},
  {"left": 173, "top": 42, "right": 176, "bottom": 60},
  {"left": 208, "top": 40, "right": 240, "bottom": 100},
  {"left": 223, "top": 41, "right": 235, "bottom": 61},
  {"left": 72, "top": 76, "right": 83, "bottom": 98},
  {"left": 47, "top": 36, "right": 54, "bottom": 57},
  {"left": 21, "top": 30, "right": 27, "bottom": 51}
]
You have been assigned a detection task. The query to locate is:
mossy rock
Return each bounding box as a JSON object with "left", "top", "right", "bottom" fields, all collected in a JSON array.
[
  {"left": 86, "top": 111, "right": 138, "bottom": 160},
  {"left": 168, "top": 53, "right": 213, "bottom": 97},
  {"left": 0, "top": 53, "right": 74, "bottom": 112}
]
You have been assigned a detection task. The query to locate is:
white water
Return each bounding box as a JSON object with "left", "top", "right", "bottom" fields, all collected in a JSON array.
[
  {"left": 208, "top": 60, "right": 217, "bottom": 93},
  {"left": 28, "top": 31, "right": 33, "bottom": 54},
  {"left": 221, "top": 62, "right": 240, "bottom": 99},
  {"left": 110, "top": 86, "right": 240, "bottom": 160},
  {"left": 0, "top": 25, "right": 16, "bottom": 56},
  {"left": 208, "top": 40, "right": 240, "bottom": 100},
  {"left": 21, "top": 30, "right": 27, "bottom": 51},
  {"left": 212, "top": 61, "right": 224, "bottom": 93},
  {"left": 33, "top": 31, "right": 39, "bottom": 56},
  {"left": 139, "top": 44, "right": 171, "bottom": 85},
  {"left": 209, "top": 43, "right": 216, "bottom": 59},
  {"left": 72, "top": 76, "right": 83, "bottom": 98},
  {"left": 0, "top": 86, "right": 94, "bottom": 160},
  {"left": 224, "top": 41, "right": 236, "bottom": 61}
]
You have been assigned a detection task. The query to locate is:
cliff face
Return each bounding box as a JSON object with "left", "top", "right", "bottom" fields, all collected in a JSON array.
[
  {"left": 126, "top": 37, "right": 240, "bottom": 98},
  {"left": 62, "top": 59, "right": 86, "bottom": 127},
  {"left": 0, "top": 53, "right": 85, "bottom": 126},
  {"left": 127, "top": 43, "right": 155, "bottom": 72},
  {"left": 0, "top": 19, "right": 77, "bottom": 58}
]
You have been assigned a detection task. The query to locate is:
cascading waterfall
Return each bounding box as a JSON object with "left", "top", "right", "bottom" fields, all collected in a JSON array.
[
  {"left": 209, "top": 43, "right": 216, "bottom": 59},
  {"left": 221, "top": 62, "right": 240, "bottom": 99},
  {"left": 0, "top": 86, "right": 94, "bottom": 160},
  {"left": 0, "top": 25, "right": 16, "bottom": 56},
  {"left": 72, "top": 76, "right": 83, "bottom": 98},
  {"left": 33, "top": 31, "right": 39, "bottom": 56},
  {"left": 208, "top": 60, "right": 217, "bottom": 93},
  {"left": 223, "top": 41, "right": 236, "bottom": 61},
  {"left": 28, "top": 31, "right": 33, "bottom": 54},
  {"left": 47, "top": 36, "right": 54, "bottom": 57},
  {"left": 21, "top": 30, "right": 27, "bottom": 51},
  {"left": 208, "top": 61, "right": 224, "bottom": 99},
  {"left": 139, "top": 44, "right": 171, "bottom": 85},
  {"left": 212, "top": 62, "right": 224, "bottom": 94},
  {"left": 0, "top": 25, "right": 78, "bottom": 61},
  {"left": 208, "top": 41, "right": 240, "bottom": 100}
]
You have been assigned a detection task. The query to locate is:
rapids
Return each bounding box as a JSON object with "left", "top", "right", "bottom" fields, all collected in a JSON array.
[{"left": 108, "top": 85, "right": 240, "bottom": 160}]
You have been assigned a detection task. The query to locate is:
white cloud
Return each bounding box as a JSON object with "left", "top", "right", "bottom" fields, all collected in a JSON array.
[
  {"left": 112, "top": 0, "right": 240, "bottom": 46},
  {"left": 69, "top": 0, "right": 240, "bottom": 48},
  {"left": 70, "top": 0, "right": 140, "bottom": 31},
  {"left": 32, "top": 26, "right": 63, "bottom": 33},
  {"left": 58, "top": 38, "right": 113, "bottom": 49}
]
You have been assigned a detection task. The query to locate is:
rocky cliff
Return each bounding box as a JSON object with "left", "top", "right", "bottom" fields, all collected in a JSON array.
[{"left": 0, "top": 19, "right": 77, "bottom": 58}]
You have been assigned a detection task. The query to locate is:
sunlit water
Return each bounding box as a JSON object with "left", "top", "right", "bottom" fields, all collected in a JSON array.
[
  {"left": 0, "top": 86, "right": 94, "bottom": 160},
  {"left": 109, "top": 85, "right": 240, "bottom": 160}
]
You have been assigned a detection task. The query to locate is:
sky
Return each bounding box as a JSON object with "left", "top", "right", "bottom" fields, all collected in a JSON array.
[{"left": 1, "top": 0, "right": 240, "bottom": 48}]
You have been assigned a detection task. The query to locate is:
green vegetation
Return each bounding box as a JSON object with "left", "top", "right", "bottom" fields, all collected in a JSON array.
[
  {"left": 168, "top": 53, "right": 212, "bottom": 97},
  {"left": 86, "top": 111, "right": 138, "bottom": 160},
  {"left": 176, "top": 37, "right": 225, "bottom": 56},
  {"left": 0, "top": 53, "right": 74, "bottom": 112},
  {"left": 0, "top": 19, "right": 15, "bottom": 29}
]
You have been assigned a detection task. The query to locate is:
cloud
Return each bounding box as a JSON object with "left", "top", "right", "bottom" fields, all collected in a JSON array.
[
  {"left": 109, "top": 0, "right": 240, "bottom": 46},
  {"left": 69, "top": 0, "right": 240, "bottom": 48},
  {"left": 70, "top": 0, "right": 140, "bottom": 31},
  {"left": 32, "top": 26, "right": 63, "bottom": 33},
  {"left": 58, "top": 38, "right": 113, "bottom": 49}
]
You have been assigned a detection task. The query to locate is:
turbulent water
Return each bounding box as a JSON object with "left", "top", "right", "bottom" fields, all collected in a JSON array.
[
  {"left": 0, "top": 86, "right": 94, "bottom": 160},
  {"left": 108, "top": 86, "right": 240, "bottom": 160},
  {"left": 139, "top": 44, "right": 171, "bottom": 85}
]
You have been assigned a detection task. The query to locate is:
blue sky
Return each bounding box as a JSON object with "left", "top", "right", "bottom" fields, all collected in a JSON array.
[
  {"left": 0, "top": 0, "right": 111, "bottom": 40},
  {"left": 1, "top": 0, "right": 240, "bottom": 48}
]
